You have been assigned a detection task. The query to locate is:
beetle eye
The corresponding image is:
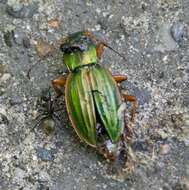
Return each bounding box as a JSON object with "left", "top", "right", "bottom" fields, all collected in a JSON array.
[
  {"left": 60, "top": 43, "right": 87, "bottom": 53},
  {"left": 60, "top": 44, "right": 72, "bottom": 53},
  {"left": 60, "top": 43, "right": 67, "bottom": 51}
]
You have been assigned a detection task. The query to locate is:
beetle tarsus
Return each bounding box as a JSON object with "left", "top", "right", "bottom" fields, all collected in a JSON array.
[{"left": 122, "top": 94, "right": 137, "bottom": 122}]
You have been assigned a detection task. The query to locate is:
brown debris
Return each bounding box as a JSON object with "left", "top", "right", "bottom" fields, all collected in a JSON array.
[
  {"left": 174, "top": 177, "right": 189, "bottom": 190},
  {"left": 35, "top": 39, "right": 55, "bottom": 57},
  {"left": 159, "top": 144, "right": 170, "bottom": 154},
  {"left": 47, "top": 18, "right": 60, "bottom": 29}
]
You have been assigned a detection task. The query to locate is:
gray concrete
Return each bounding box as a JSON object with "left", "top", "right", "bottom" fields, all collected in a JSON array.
[{"left": 0, "top": 0, "right": 189, "bottom": 189}]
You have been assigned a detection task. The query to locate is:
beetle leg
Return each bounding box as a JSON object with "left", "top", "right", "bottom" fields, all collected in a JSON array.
[
  {"left": 113, "top": 74, "right": 127, "bottom": 83},
  {"left": 96, "top": 43, "right": 105, "bottom": 59},
  {"left": 122, "top": 94, "right": 137, "bottom": 122},
  {"left": 52, "top": 75, "right": 67, "bottom": 97}
]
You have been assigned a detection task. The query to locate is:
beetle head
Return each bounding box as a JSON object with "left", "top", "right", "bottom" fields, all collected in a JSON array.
[{"left": 60, "top": 31, "right": 98, "bottom": 71}]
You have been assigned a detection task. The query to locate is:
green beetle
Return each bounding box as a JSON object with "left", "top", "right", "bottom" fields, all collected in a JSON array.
[{"left": 52, "top": 31, "right": 137, "bottom": 162}]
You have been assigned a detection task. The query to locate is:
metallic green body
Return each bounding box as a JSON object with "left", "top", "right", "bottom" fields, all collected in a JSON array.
[
  {"left": 62, "top": 31, "right": 124, "bottom": 147},
  {"left": 65, "top": 65, "right": 124, "bottom": 147},
  {"left": 62, "top": 31, "right": 97, "bottom": 71}
]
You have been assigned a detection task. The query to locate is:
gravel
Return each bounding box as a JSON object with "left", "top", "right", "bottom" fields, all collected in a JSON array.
[{"left": 0, "top": 0, "right": 188, "bottom": 189}]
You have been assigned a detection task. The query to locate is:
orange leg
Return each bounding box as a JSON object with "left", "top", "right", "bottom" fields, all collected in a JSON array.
[
  {"left": 96, "top": 43, "right": 105, "bottom": 59},
  {"left": 83, "top": 31, "right": 126, "bottom": 61},
  {"left": 52, "top": 75, "right": 67, "bottom": 97},
  {"left": 122, "top": 94, "right": 137, "bottom": 122},
  {"left": 113, "top": 74, "right": 128, "bottom": 83}
]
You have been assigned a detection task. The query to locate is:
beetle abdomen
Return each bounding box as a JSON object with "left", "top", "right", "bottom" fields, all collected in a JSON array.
[
  {"left": 89, "top": 65, "right": 124, "bottom": 143},
  {"left": 65, "top": 68, "right": 97, "bottom": 147},
  {"left": 65, "top": 64, "right": 124, "bottom": 147}
]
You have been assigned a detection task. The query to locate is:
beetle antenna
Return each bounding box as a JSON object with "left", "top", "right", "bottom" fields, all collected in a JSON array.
[{"left": 104, "top": 43, "right": 127, "bottom": 61}]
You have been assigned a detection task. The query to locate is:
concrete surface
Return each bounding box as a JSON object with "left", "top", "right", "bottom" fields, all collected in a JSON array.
[{"left": 0, "top": 0, "right": 189, "bottom": 189}]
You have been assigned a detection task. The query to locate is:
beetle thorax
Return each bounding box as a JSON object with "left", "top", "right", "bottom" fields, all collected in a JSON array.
[{"left": 63, "top": 46, "right": 97, "bottom": 71}]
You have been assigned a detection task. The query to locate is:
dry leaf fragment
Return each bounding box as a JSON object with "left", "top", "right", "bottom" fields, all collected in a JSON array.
[{"left": 35, "top": 39, "right": 54, "bottom": 57}]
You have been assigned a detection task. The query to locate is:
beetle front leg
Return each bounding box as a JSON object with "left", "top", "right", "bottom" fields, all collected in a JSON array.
[
  {"left": 122, "top": 94, "right": 137, "bottom": 122},
  {"left": 52, "top": 75, "right": 67, "bottom": 97}
]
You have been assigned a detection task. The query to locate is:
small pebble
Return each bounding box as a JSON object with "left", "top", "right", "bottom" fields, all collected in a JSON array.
[
  {"left": 41, "top": 118, "right": 55, "bottom": 135},
  {"left": 6, "top": 2, "right": 38, "bottom": 19},
  {"left": 155, "top": 22, "right": 177, "bottom": 51},
  {"left": 38, "top": 183, "right": 49, "bottom": 190},
  {"left": 160, "top": 144, "right": 170, "bottom": 154},
  {"left": 9, "top": 95, "right": 22, "bottom": 105},
  {"left": 103, "top": 184, "right": 108, "bottom": 189},
  {"left": 183, "top": 95, "right": 189, "bottom": 107},
  {"left": 0, "top": 0, "right": 7, "bottom": 4},
  {"left": 22, "top": 37, "right": 30, "bottom": 48},
  {"left": 184, "top": 138, "right": 189, "bottom": 147},
  {"left": 171, "top": 22, "right": 185, "bottom": 42},
  {"left": 4, "top": 30, "right": 30, "bottom": 48},
  {"left": 132, "top": 140, "right": 149, "bottom": 152},
  {"left": 0, "top": 73, "right": 11, "bottom": 82},
  {"left": 158, "top": 71, "right": 164, "bottom": 79},
  {"left": 0, "top": 113, "right": 9, "bottom": 125},
  {"left": 0, "top": 64, "right": 6, "bottom": 77},
  {"left": 14, "top": 31, "right": 24, "bottom": 45},
  {"left": 36, "top": 147, "right": 54, "bottom": 161},
  {"left": 47, "top": 18, "right": 60, "bottom": 29},
  {"left": 13, "top": 167, "right": 26, "bottom": 181},
  {"left": 157, "top": 129, "right": 168, "bottom": 140},
  {"left": 3, "top": 30, "right": 15, "bottom": 47},
  {"left": 0, "top": 87, "right": 5, "bottom": 96},
  {"left": 174, "top": 177, "right": 189, "bottom": 190},
  {"left": 184, "top": 114, "right": 189, "bottom": 126}
]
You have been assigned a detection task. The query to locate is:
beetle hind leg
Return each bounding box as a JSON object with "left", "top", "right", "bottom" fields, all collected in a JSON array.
[
  {"left": 122, "top": 94, "right": 137, "bottom": 122},
  {"left": 113, "top": 74, "right": 127, "bottom": 83},
  {"left": 52, "top": 75, "right": 67, "bottom": 97}
]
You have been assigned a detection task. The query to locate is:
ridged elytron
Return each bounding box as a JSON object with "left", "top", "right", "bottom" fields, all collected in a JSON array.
[{"left": 52, "top": 31, "right": 137, "bottom": 162}]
